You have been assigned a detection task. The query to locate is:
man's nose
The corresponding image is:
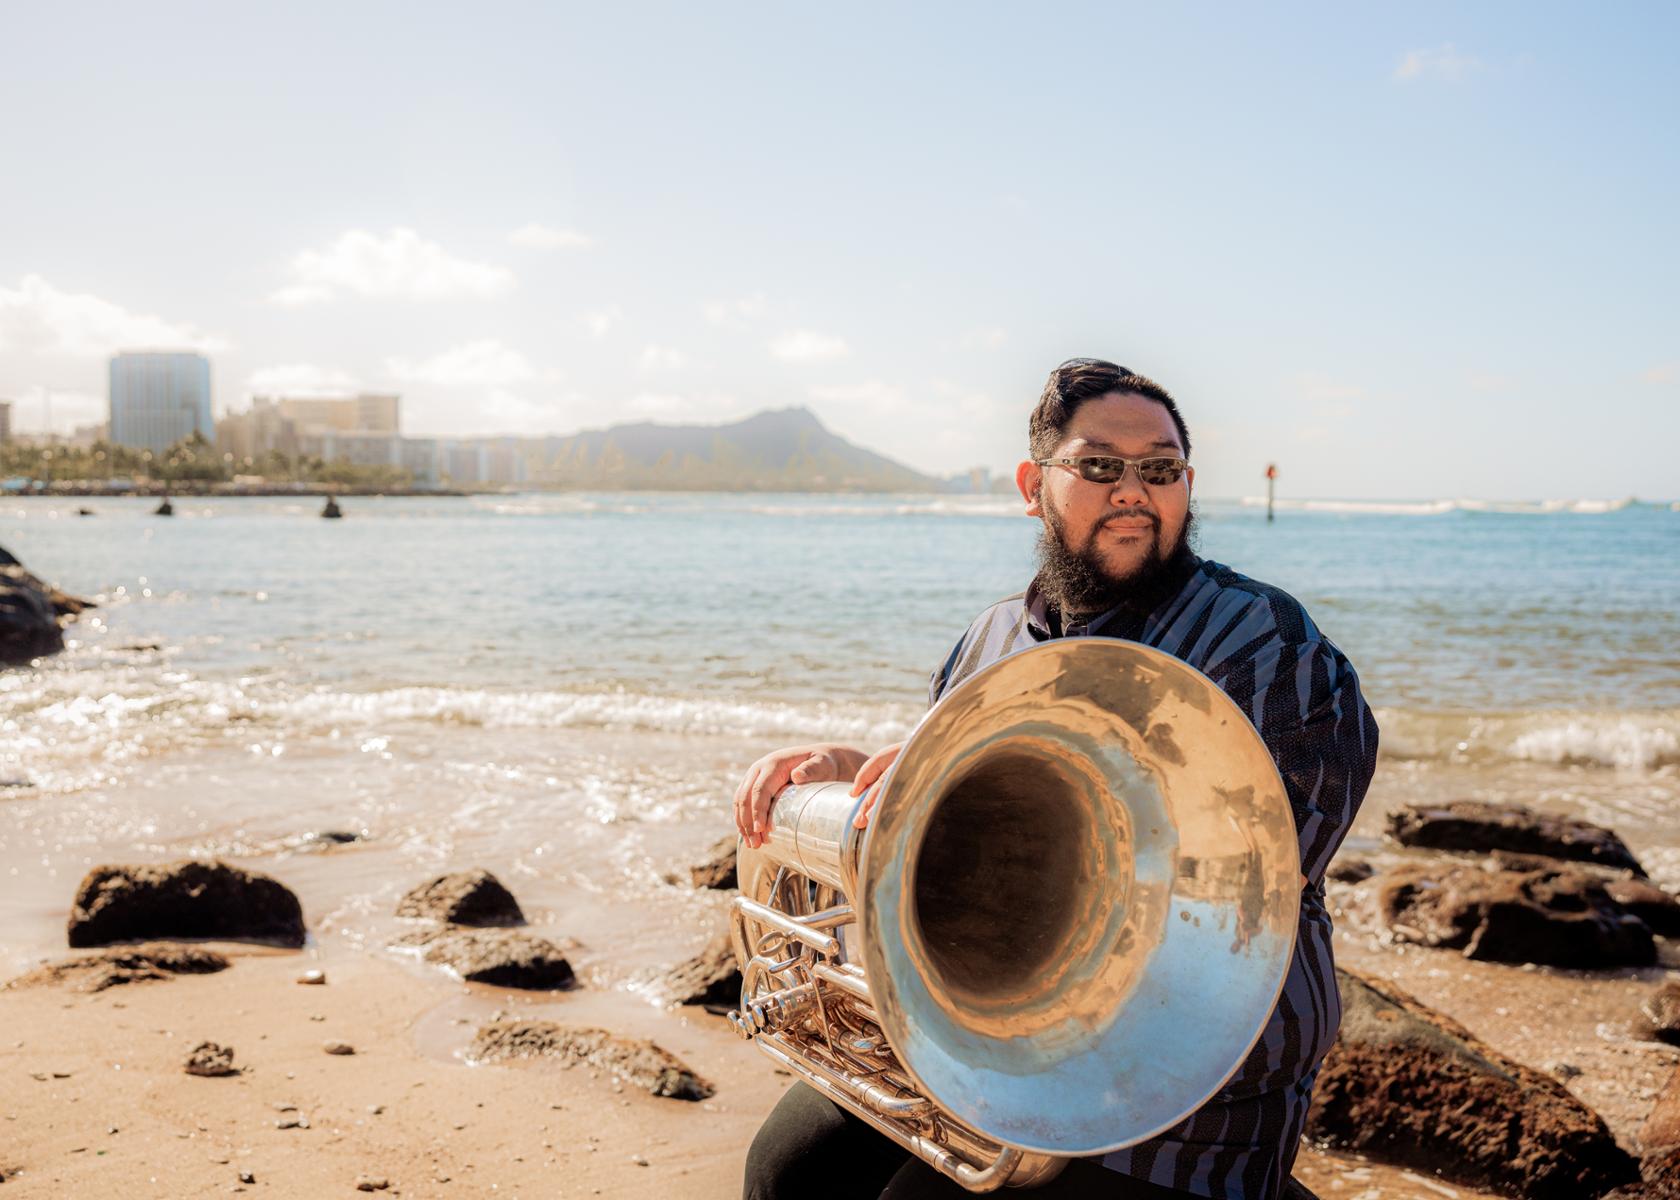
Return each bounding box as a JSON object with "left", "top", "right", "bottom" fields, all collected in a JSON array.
[{"left": 1108, "top": 463, "right": 1151, "bottom": 505}]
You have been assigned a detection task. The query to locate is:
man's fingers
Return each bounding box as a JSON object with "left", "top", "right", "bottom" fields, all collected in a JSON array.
[
  {"left": 749, "top": 764, "right": 792, "bottom": 837},
  {"left": 849, "top": 743, "right": 903, "bottom": 797},
  {"left": 790, "top": 752, "right": 834, "bottom": 783}
]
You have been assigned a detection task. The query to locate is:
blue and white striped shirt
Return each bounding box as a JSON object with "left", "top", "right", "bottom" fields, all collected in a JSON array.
[{"left": 929, "top": 556, "right": 1379, "bottom": 1200}]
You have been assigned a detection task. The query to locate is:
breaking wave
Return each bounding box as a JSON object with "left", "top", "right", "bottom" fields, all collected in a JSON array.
[{"left": 1377, "top": 707, "right": 1680, "bottom": 771}]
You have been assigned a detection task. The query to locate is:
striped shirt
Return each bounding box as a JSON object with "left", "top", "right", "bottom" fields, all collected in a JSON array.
[{"left": 928, "top": 556, "right": 1379, "bottom": 1200}]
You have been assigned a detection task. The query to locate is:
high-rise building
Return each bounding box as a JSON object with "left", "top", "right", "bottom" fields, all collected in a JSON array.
[
  {"left": 109, "top": 351, "right": 212, "bottom": 452},
  {"left": 0, "top": 401, "right": 11, "bottom": 445}
]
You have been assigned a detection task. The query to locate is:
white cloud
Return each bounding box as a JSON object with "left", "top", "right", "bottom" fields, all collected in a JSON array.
[
  {"left": 639, "top": 344, "right": 690, "bottom": 371},
  {"left": 958, "top": 326, "right": 1008, "bottom": 351},
  {"left": 1638, "top": 363, "right": 1677, "bottom": 385},
  {"left": 1291, "top": 372, "right": 1366, "bottom": 404},
  {"left": 701, "top": 293, "right": 770, "bottom": 327},
  {"left": 771, "top": 329, "right": 850, "bottom": 362},
  {"left": 387, "top": 339, "right": 537, "bottom": 387},
  {"left": 809, "top": 380, "right": 905, "bottom": 412},
  {"left": 0, "top": 274, "right": 227, "bottom": 357},
  {"left": 245, "top": 363, "right": 360, "bottom": 398},
  {"left": 1394, "top": 44, "right": 1482, "bottom": 81},
  {"left": 582, "top": 304, "right": 622, "bottom": 340},
  {"left": 271, "top": 227, "right": 514, "bottom": 304},
  {"left": 508, "top": 223, "right": 593, "bottom": 251}
]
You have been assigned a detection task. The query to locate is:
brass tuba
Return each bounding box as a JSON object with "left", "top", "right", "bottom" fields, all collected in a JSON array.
[{"left": 730, "top": 639, "right": 1300, "bottom": 1191}]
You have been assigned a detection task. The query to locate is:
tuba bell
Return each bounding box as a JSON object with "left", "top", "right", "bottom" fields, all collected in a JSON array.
[{"left": 729, "top": 638, "right": 1300, "bottom": 1191}]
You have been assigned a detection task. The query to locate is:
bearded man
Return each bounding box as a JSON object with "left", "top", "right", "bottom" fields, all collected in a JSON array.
[{"left": 735, "top": 357, "right": 1378, "bottom": 1200}]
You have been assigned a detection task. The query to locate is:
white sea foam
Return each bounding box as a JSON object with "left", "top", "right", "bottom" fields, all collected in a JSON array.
[
  {"left": 1238, "top": 496, "right": 1644, "bottom": 516},
  {"left": 1, "top": 668, "right": 918, "bottom": 794},
  {"left": 1376, "top": 707, "right": 1680, "bottom": 771}
]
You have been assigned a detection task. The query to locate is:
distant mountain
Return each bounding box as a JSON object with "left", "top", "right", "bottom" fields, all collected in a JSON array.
[{"left": 526, "top": 407, "right": 943, "bottom": 492}]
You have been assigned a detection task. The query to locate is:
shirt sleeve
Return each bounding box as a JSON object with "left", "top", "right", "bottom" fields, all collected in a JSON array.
[
  {"left": 928, "top": 636, "right": 966, "bottom": 709},
  {"left": 1217, "top": 636, "right": 1380, "bottom": 885}
]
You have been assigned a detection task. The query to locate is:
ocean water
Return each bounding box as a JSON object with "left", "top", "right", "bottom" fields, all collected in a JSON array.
[{"left": 2, "top": 493, "right": 1677, "bottom": 980}]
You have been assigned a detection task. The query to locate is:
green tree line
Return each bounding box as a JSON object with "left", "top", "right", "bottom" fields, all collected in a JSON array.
[{"left": 3, "top": 432, "right": 413, "bottom": 488}]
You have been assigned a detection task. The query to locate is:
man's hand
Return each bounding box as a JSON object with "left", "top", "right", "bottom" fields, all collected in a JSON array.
[
  {"left": 733, "top": 744, "right": 869, "bottom": 849},
  {"left": 850, "top": 742, "right": 905, "bottom": 830}
]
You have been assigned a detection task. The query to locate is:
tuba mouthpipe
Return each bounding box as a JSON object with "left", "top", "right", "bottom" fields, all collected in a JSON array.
[{"left": 750, "top": 781, "right": 865, "bottom": 896}]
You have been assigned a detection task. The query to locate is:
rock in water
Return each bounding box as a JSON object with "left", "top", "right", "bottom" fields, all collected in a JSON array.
[
  {"left": 184, "top": 1042, "right": 238, "bottom": 1077},
  {"left": 667, "top": 928, "right": 741, "bottom": 1013},
  {"left": 0, "top": 552, "right": 94, "bottom": 664},
  {"left": 687, "top": 837, "right": 738, "bottom": 890},
  {"left": 469, "top": 1021, "right": 714, "bottom": 1100},
  {"left": 67, "top": 860, "right": 306, "bottom": 948},
  {"left": 5, "top": 942, "right": 230, "bottom": 992},
  {"left": 1387, "top": 800, "right": 1645, "bottom": 874},
  {"left": 392, "top": 927, "right": 575, "bottom": 990},
  {"left": 394, "top": 869, "right": 524, "bottom": 926},
  {"left": 1378, "top": 860, "right": 1655, "bottom": 967},
  {"left": 1306, "top": 968, "right": 1638, "bottom": 1199}
]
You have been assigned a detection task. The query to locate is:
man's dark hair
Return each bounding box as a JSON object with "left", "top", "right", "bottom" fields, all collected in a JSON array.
[{"left": 1028, "top": 358, "right": 1191, "bottom": 461}]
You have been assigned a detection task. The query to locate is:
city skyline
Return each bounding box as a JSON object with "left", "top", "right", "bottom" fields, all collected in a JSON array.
[{"left": 0, "top": 4, "right": 1676, "bottom": 500}]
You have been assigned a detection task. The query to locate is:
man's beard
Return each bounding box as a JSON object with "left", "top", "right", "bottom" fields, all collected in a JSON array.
[{"left": 1036, "top": 503, "right": 1197, "bottom": 619}]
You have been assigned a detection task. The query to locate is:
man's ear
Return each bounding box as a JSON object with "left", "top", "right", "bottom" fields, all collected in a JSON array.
[
  {"left": 1184, "top": 464, "right": 1195, "bottom": 497},
  {"left": 1016, "top": 460, "right": 1043, "bottom": 516}
]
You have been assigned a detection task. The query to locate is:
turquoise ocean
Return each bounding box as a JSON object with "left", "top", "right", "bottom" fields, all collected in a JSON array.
[{"left": 2, "top": 493, "right": 1677, "bottom": 986}]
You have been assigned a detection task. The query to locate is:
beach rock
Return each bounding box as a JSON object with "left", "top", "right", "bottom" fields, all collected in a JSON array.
[
  {"left": 1645, "top": 1067, "right": 1680, "bottom": 1151},
  {"left": 392, "top": 927, "right": 574, "bottom": 990},
  {"left": 354, "top": 1176, "right": 389, "bottom": 1192},
  {"left": 1387, "top": 800, "right": 1645, "bottom": 874},
  {"left": 296, "top": 969, "right": 326, "bottom": 985},
  {"left": 0, "top": 554, "right": 93, "bottom": 664},
  {"left": 1609, "top": 879, "right": 1680, "bottom": 938},
  {"left": 469, "top": 1020, "right": 714, "bottom": 1100},
  {"left": 1636, "top": 983, "right": 1680, "bottom": 1046},
  {"left": 1378, "top": 859, "right": 1655, "bottom": 967},
  {"left": 1605, "top": 1148, "right": 1680, "bottom": 1199},
  {"left": 686, "top": 837, "right": 738, "bottom": 890},
  {"left": 323, "top": 1041, "right": 355, "bottom": 1056},
  {"left": 395, "top": 869, "right": 524, "bottom": 926},
  {"left": 1326, "top": 857, "right": 1374, "bottom": 884},
  {"left": 1306, "top": 968, "right": 1639, "bottom": 1199},
  {"left": 183, "top": 1042, "right": 238, "bottom": 1077},
  {"left": 5, "top": 942, "right": 230, "bottom": 993},
  {"left": 667, "top": 928, "right": 741, "bottom": 1013},
  {"left": 67, "top": 860, "right": 306, "bottom": 948}
]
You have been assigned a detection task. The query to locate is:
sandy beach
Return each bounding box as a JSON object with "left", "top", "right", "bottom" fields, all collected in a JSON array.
[{"left": 3, "top": 823, "right": 1677, "bottom": 1199}]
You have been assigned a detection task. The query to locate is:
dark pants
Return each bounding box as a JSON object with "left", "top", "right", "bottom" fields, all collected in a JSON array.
[{"left": 744, "top": 1084, "right": 1200, "bottom": 1200}]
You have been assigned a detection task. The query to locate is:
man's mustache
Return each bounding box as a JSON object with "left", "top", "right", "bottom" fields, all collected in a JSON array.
[{"left": 1096, "top": 511, "right": 1159, "bottom": 532}]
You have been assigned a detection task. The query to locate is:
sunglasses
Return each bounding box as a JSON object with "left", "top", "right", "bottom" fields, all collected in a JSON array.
[{"left": 1035, "top": 455, "right": 1189, "bottom": 486}]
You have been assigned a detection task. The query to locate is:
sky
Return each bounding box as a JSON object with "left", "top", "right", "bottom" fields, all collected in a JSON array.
[{"left": 0, "top": 2, "right": 1675, "bottom": 500}]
